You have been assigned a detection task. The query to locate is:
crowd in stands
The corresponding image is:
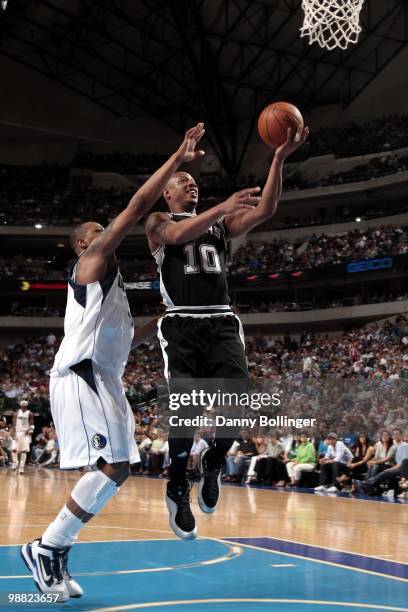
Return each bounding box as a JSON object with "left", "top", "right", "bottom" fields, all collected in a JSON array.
[
  {"left": 2, "top": 225, "right": 407, "bottom": 284},
  {"left": 316, "top": 154, "right": 408, "bottom": 187},
  {"left": 6, "top": 304, "right": 64, "bottom": 317},
  {"left": 238, "top": 291, "right": 408, "bottom": 314},
  {"left": 291, "top": 113, "right": 408, "bottom": 161},
  {"left": 73, "top": 113, "right": 408, "bottom": 171},
  {"left": 286, "top": 153, "right": 408, "bottom": 191},
  {"left": 2, "top": 291, "right": 407, "bottom": 319},
  {"left": 0, "top": 253, "right": 159, "bottom": 282},
  {"left": 1, "top": 403, "right": 406, "bottom": 499},
  {"left": 1, "top": 316, "right": 408, "bottom": 429},
  {"left": 0, "top": 165, "right": 70, "bottom": 226},
  {"left": 272, "top": 202, "right": 408, "bottom": 230},
  {"left": 222, "top": 428, "right": 407, "bottom": 499},
  {"left": 0, "top": 254, "right": 61, "bottom": 281},
  {"left": 229, "top": 225, "right": 408, "bottom": 275},
  {"left": 1, "top": 316, "right": 407, "bottom": 497},
  {"left": 0, "top": 419, "right": 61, "bottom": 470},
  {"left": 3, "top": 130, "right": 408, "bottom": 228}
]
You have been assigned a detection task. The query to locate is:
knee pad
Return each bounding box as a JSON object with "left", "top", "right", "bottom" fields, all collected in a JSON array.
[{"left": 71, "top": 469, "right": 119, "bottom": 515}]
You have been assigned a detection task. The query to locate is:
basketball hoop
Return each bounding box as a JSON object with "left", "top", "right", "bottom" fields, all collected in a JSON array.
[{"left": 300, "top": 0, "right": 365, "bottom": 51}]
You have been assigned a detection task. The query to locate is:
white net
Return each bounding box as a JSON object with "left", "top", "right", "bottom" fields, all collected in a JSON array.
[{"left": 300, "top": 0, "right": 365, "bottom": 51}]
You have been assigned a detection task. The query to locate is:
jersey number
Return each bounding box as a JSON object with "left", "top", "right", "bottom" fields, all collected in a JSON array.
[{"left": 183, "top": 244, "right": 221, "bottom": 274}]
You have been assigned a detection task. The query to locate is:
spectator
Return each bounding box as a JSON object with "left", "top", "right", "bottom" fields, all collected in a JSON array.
[
  {"left": 41, "top": 432, "right": 59, "bottom": 468},
  {"left": 256, "top": 433, "right": 286, "bottom": 485},
  {"left": 224, "top": 431, "right": 257, "bottom": 483},
  {"left": 366, "top": 430, "right": 394, "bottom": 478},
  {"left": 279, "top": 434, "right": 301, "bottom": 486},
  {"left": 245, "top": 436, "right": 269, "bottom": 484},
  {"left": 286, "top": 432, "right": 317, "bottom": 487},
  {"left": 137, "top": 432, "right": 152, "bottom": 473},
  {"left": 187, "top": 432, "right": 209, "bottom": 473},
  {"left": 145, "top": 431, "right": 166, "bottom": 475},
  {"left": 338, "top": 433, "right": 374, "bottom": 491},
  {"left": 355, "top": 428, "right": 408, "bottom": 497},
  {"left": 315, "top": 433, "right": 353, "bottom": 493}
]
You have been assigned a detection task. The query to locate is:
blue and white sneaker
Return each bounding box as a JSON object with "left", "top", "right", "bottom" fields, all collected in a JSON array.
[
  {"left": 197, "top": 447, "right": 222, "bottom": 514},
  {"left": 61, "top": 548, "right": 83, "bottom": 598},
  {"left": 21, "top": 539, "right": 70, "bottom": 601}
]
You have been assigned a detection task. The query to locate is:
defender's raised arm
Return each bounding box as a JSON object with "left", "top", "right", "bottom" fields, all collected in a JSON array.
[{"left": 74, "top": 123, "right": 206, "bottom": 284}]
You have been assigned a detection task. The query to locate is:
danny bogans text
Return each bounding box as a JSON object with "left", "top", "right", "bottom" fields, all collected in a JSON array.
[{"left": 168, "top": 415, "right": 317, "bottom": 429}]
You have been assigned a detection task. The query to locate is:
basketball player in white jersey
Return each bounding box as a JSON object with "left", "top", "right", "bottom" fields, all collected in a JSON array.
[
  {"left": 21, "top": 123, "right": 206, "bottom": 602},
  {"left": 11, "top": 400, "right": 34, "bottom": 474}
]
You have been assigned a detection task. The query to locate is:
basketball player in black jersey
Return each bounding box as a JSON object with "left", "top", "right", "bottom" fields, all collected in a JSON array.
[{"left": 146, "top": 123, "right": 308, "bottom": 539}]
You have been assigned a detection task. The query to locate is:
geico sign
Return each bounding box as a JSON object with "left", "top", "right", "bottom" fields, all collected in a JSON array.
[{"left": 347, "top": 257, "right": 393, "bottom": 273}]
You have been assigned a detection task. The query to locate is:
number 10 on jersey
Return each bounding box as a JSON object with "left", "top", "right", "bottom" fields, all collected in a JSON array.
[{"left": 183, "top": 243, "right": 221, "bottom": 274}]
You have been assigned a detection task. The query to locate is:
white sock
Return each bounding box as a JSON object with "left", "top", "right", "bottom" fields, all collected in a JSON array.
[
  {"left": 42, "top": 506, "right": 83, "bottom": 549},
  {"left": 20, "top": 453, "right": 27, "bottom": 468}
]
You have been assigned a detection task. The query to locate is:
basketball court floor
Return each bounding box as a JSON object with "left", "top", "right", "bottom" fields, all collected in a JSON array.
[{"left": 1, "top": 468, "right": 407, "bottom": 611}]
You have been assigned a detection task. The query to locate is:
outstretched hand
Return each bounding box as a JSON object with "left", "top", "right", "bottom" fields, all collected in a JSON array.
[
  {"left": 275, "top": 125, "right": 309, "bottom": 162},
  {"left": 219, "top": 187, "right": 262, "bottom": 216},
  {"left": 176, "top": 122, "right": 206, "bottom": 164}
]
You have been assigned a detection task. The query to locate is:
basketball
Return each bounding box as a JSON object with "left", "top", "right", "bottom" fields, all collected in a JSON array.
[{"left": 258, "top": 102, "right": 304, "bottom": 148}]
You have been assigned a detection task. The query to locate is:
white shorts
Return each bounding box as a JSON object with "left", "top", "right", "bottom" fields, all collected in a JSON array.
[
  {"left": 12, "top": 434, "right": 30, "bottom": 453},
  {"left": 50, "top": 360, "right": 139, "bottom": 469}
]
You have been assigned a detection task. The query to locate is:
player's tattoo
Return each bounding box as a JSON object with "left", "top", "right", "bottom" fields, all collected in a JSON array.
[
  {"left": 146, "top": 214, "right": 172, "bottom": 243},
  {"left": 154, "top": 220, "right": 171, "bottom": 241}
]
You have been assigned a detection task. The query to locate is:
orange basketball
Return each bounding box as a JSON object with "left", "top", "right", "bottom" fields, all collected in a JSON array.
[{"left": 258, "top": 102, "right": 304, "bottom": 148}]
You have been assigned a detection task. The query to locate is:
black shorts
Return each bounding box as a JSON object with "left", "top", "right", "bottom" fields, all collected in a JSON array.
[{"left": 158, "top": 314, "right": 248, "bottom": 382}]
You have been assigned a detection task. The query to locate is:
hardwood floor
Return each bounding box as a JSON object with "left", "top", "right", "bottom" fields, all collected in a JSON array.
[{"left": 1, "top": 467, "right": 407, "bottom": 563}]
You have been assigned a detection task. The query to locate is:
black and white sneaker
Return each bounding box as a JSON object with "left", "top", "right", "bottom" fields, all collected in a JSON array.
[
  {"left": 61, "top": 548, "right": 83, "bottom": 598},
  {"left": 166, "top": 481, "right": 198, "bottom": 540},
  {"left": 21, "top": 539, "right": 69, "bottom": 601},
  {"left": 197, "top": 448, "right": 222, "bottom": 514}
]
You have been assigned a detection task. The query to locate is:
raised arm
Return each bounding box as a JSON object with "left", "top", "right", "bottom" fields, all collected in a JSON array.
[
  {"left": 224, "top": 126, "right": 309, "bottom": 239},
  {"left": 146, "top": 188, "right": 261, "bottom": 251},
  {"left": 76, "top": 123, "right": 206, "bottom": 284}
]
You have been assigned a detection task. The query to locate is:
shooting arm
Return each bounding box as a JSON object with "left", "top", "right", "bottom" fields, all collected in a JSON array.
[
  {"left": 224, "top": 126, "right": 309, "bottom": 239},
  {"left": 224, "top": 156, "right": 283, "bottom": 238}
]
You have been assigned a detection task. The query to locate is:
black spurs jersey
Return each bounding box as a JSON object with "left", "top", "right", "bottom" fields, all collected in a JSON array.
[{"left": 153, "top": 212, "right": 230, "bottom": 309}]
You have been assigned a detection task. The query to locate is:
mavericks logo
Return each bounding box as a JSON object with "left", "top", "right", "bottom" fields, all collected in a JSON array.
[{"left": 91, "top": 433, "right": 107, "bottom": 450}]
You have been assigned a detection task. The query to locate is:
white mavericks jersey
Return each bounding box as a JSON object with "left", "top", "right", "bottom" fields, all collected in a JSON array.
[
  {"left": 52, "top": 259, "right": 134, "bottom": 378},
  {"left": 16, "top": 409, "right": 31, "bottom": 435}
]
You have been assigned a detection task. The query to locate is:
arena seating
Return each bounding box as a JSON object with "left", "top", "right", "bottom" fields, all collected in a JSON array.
[
  {"left": 290, "top": 113, "right": 408, "bottom": 162},
  {"left": 229, "top": 225, "right": 408, "bottom": 275},
  {"left": 1, "top": 317, "right": 407, "bottom": 432}
]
